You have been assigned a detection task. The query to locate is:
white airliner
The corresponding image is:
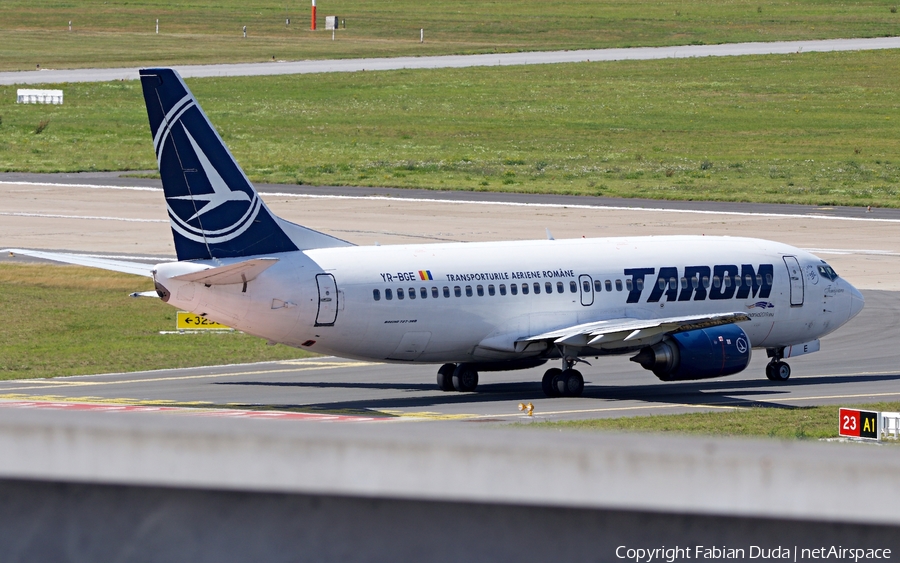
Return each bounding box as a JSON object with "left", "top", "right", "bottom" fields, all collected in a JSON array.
[{"left": 11, "top": 68, "right": 865, "bottom": 397}]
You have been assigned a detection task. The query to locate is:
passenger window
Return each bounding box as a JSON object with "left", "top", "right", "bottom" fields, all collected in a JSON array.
[
  {"left": 605, "top": 280, "right": 612, "bottom": 292},
  {"left": 476, "top": 285, "right": 484, "bottom": 297},
  {"left": 443, "top": 286, "right": 450, "bottom": 298},
  {"left": 583, "top": 280, "right": 591, "bottom": 292},
  {"left": 488, "top": 284, "right": 495, "bottom": 296},
  {"left": 432, "top": 287, "right": 439, "bottom": 298},
  {"left": 691, "top": 277, "right": 699, "bottom": 290},
  {"left": 558, "top": 281, "right": 565, "bottom": 293},
  {"left": 755, "top": 275, "right": 762, "bottom": 286},
  {"left": 373, "top": 289, "right": 381, "bottom": 301},
  {"left": 570, "top": 281, "right": 578, "bottom": 293},
  {"left": 626, "top": 279, "right": 633, "bottom": 291},
  {"left": 637, "top": 278, "right": 644, "bottom": 291},
  {"left": 510, "top": 283, "right": 518, "bottom": 295},
  {"left": 397, "top": 288, "right": 405, "bottom": 300},
  {"left": 766, "top": 273, "right": 773, "bottom": 285},
  {"left": 615, "top": 280, "right": 623, "bottom": 291},
  {"left": 702, "top": 276, "right": 710, "bottom": 289},
  {"left": 546, "top": 282, "right": 553, "bottom": 294},
  {"left": 421, "top": 287, "right": 428, "bottom": 299},
  {"left": 385, "top": 288, "right": 393, "bottom": 300},
  {"left": 465, "top": 286, "right": 473, "bottom": 297},
  {"left": 499, "top": 284, "right": 507, "bottom": 295},
  {"left": 594, "top": 280, "right": 602, "bottom": 292},
  {"left": 454, "top": 286, "right": 462, "bottom": 297},
  {"left": 713, "top": 276, "right": 721, "bottom": 288},
  {"left": 534, "top": 282, "right": 541, "bottom": 294},
  {"left": 669, "top": 277, "right": 677, "bottom": 289},
  {"left": 723, "top": 275, "right": 731, "bottom": 288},
  {"left": 522, "top": 283, "right": 529, "bottom": 295},
  {"left": 658, "top": 278, "right": 666, "bottom": 290},
  {"left": 680, "top": 277, "right": 687, "bottom": 289},
  {"left": 408, "top": 287, "right": 416, "bottom": 299},
  {"left": 745, "top": 274, "right": 753, "bottom": 287}
]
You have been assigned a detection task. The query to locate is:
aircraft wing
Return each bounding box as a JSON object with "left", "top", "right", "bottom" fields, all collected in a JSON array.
[
  {"left": 513, "top": 312, "right": 751, "bottom": 352},
  {"left": 4, "top": 249, "right": 155, "bottom": 278}
]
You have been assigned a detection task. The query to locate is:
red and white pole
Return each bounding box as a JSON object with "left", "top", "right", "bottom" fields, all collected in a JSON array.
[{"left": 311, "top": 0, "right": 317, "bottom": 30}]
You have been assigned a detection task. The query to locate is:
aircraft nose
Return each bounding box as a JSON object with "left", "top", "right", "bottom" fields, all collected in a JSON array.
[{"left": 848, "top": 284, "right": 865, "bottom": 321}]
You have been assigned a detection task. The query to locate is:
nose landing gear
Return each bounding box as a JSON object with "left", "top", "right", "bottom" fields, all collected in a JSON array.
[
  {"left": 765, "top": 361, "right": 791, "bottom": 381},
  {"left": 765, "top": 349, "right": 791, "bottom": 382}
]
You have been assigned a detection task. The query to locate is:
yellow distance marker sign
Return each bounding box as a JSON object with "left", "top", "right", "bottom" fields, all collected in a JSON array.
[{"left": 176, "top": 312, "right": 231, "bottom": 330}]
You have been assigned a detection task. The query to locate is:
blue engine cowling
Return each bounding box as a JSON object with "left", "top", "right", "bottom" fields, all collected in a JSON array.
[{"left": 630, "top": 324, "right": 751, "bottom": 381}]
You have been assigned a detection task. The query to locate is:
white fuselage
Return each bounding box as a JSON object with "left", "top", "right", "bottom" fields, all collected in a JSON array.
[{"left": 153, "top": 235, "right": 863, "bottom": 366}]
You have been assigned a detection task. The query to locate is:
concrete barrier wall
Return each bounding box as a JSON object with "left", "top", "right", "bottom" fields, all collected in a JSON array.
[
  {"left": 0, "top": 408, "right": 898, "bottom": 560},
  {"left": 0, "top": 408, "right": 897, "bottom": 526},
  {"left": 1, "top": 478, "right": 897, "bottom": 563}
]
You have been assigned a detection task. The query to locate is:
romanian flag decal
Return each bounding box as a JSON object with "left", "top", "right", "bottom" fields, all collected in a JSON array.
[{"left": 418, "top": 270, "right": 433, "bottom": 281}]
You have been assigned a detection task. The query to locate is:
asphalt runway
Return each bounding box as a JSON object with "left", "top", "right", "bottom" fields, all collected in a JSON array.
[
  {"left": 3, "top": 36, "right": 900, "bottom": 85},
  {"left": 0, "top": 289, "right": 895, "bottom": 423}
]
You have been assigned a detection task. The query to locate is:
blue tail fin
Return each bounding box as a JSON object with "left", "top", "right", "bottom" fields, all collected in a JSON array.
[{"left": 139, "top": 68, "right": 349, "bottom": 260}]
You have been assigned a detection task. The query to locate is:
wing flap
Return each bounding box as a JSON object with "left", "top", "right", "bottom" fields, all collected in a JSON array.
[
  {"left": 518, "top": 312, "right": 751, "bottom": 351},
  {"left": 171, "top": 257, "right": 278, "bottom": 285}
]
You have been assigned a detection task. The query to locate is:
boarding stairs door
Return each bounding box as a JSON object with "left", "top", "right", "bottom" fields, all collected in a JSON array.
[{"left": 315, "top": 273, "right": 339, "bottom": 326}]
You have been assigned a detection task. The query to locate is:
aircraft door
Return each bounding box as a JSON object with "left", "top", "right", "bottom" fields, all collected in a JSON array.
[
  {"left": 315, "top": 273, "right": 339, "bottom": 326},
  {"left": 783, "top": 256, "right": 804, "bottom": 307},
  {"left": 578, "top": 274, "right": 594, "bottom": 306}
]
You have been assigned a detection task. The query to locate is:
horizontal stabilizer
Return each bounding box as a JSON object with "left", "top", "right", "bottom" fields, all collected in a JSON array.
[
  {"left": 171, "top": 257, "right": 278, "bottom": 285},
  {"left": 4, "top": 249, "right": 154, "bottom": 277},
  {"left": 130, "top": 291, "right": 160, "bottom": 298}
]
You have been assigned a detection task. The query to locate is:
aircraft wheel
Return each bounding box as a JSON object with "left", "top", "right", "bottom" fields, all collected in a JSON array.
[
  {"left": 452, "top": 364, "right": 479, "bottom": 392},
  {"left": 557, "top": 369, "right": 584, "bottom": 397},
  {"left": 437, "top": 363, "right": 456, "bottom": 391},
  {"left": 771, "top": 361, "right": 791, "bottom": 382},
  {"left": 542, "top": 368, "right": 562, "bottom": 397}
]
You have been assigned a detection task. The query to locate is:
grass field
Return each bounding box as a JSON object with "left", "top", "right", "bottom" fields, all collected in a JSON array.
[
  {"left": 1, "top": 0, "right": 899, "bottom": 71},
  {"left": 528, "top": 401, "right": 900, "bottom": 441},
  {"left": 0, "top": 263, "right": 312, "bottom": 380},
  {"left": 2, "top": 49, "right": 900, "bottom": 206}
]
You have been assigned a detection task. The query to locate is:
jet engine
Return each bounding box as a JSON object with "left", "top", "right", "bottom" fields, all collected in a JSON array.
[{"left": 630, "top": 324, "right": 751, "bottom": 381}]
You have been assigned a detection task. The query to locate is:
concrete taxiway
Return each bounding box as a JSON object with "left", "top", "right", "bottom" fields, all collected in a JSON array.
[{"left": 2, "top": 177, "right": 899, "bottom": 420}]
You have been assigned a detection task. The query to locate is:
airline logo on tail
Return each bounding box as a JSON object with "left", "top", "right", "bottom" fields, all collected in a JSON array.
[
  {"left": 152, "top": 96, "right": 261, "bottom": 245},
  {"left": 166, "top": 125, "right": 260, "bottom": 243}
]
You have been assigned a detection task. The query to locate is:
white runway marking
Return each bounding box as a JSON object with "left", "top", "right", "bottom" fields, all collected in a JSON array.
[
  {"left": 5, "top": 180, "right": 900, "bottom": 224},
  {"left": 0, "top": 211, "right": 167, "bottom": 223}
]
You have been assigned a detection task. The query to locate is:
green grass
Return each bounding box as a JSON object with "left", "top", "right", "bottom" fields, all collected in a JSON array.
[
  {"left": 527, "top": 402, "right": 900, "bottom": 441},
  {"left": 2, "top": 49, "right": 900, "bottom": 206},
  {"left": 1, "top": 0, "right": 899, "bottom": 71},
  {"left": 0, "top": 263, "right": 313, "bottom": 380}
]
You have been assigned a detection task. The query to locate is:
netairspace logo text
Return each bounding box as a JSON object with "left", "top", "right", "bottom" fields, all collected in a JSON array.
[{"left": 616, "top": 545, "right": 891, "bottom": 563}]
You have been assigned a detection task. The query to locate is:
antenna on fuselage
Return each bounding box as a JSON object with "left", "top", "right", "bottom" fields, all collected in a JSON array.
[{"left": 546, "top": 228, "right": 555, "bottom": 241}]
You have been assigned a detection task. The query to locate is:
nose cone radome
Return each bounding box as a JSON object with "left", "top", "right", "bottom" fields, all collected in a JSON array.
[{"left": 848, "top": 284, "right": 865, "bottom": 321}]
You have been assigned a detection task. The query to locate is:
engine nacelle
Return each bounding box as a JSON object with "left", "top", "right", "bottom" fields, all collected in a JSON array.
[{"left": 630, "top": 324, "right": 751, "bottom": 381}]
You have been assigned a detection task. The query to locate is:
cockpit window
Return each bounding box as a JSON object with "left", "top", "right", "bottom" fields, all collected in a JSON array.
[{"left": 818, "top": 265, "right": 839, "bottom": 281}]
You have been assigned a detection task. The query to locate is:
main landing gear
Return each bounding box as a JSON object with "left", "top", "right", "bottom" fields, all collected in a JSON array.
[
  {"left": 437, "top": 363, "right": 479, "bottom": 392},
  {"left": 765, "top": 349, "right": 791, "bottom": 382},
  {"left": 541, "top": 357, "right": 584, "bottom": 398}
]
